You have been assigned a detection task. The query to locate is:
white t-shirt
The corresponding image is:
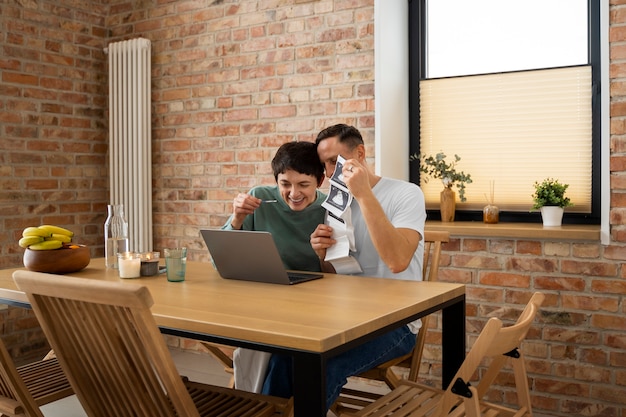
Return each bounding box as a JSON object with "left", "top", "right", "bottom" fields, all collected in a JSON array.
[
  {"left": 349, "top": 177, "right": 426, "bottom": 333},
  {"left": 350, "top": 177, "right": 426, "bottom": 280}
]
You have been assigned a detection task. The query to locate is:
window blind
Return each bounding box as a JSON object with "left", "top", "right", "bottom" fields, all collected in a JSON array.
[{"left": 419, "top": 65, "right": 592, "bottom": 213}]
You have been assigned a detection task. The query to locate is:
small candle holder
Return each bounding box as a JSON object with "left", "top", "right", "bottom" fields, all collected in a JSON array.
[
  {"left": 483, "top": 204, "right": 499, "bottom": 224},
  {"left": 117, "top": 252, "right": 141, "bottom": 279},
  {"left": 483, "top": 180, "right": 499, "bottom": 224},
  {"left": 140, "top": 252, "right": 160, "bottom": 276}
]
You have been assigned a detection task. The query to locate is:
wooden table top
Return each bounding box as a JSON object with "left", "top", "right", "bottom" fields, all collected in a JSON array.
[{"left": 0, "top": 258, "right": 465, "bottom": 353}]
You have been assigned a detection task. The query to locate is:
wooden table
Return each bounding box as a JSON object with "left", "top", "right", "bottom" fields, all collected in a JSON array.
[{"left": 0, "top": 259, "right": 466, "bottom": 417}]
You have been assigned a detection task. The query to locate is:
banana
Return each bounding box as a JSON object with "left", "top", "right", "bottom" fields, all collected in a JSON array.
[
  {"left": 45, "top": 234, "right": 72, "bottom": 243},
  {"left": 38, "top": 225, "right": 74, "bottom": 237},
  {"left": 22, "top": 227, "right": 52, "bottom": 238},
  {"left": 19, "top": 236, "right": 44, "bottom": 248},
  {"left": 28, "top": 240, "right": 63, "bottom": 250}
]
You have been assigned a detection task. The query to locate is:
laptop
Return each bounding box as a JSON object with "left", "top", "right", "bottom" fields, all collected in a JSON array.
[{"left": 200, "top": 229, "right": 323, "bottom": 285}]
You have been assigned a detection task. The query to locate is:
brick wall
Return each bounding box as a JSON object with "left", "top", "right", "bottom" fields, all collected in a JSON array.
[
  {"left": 0, "top": 0, "right": 625, "bottom": 415},
  {"left": 0, "top": 0, "right": 109, "bottom": 269},
  {"left": 0, "top": 0, "right": 110, "bottom": 364},
  {"left": 421, "top": 237, "right": 626, "bottom": 416},
  {"left": 109, "top": 0, "right": 377, "bottom": 256}
]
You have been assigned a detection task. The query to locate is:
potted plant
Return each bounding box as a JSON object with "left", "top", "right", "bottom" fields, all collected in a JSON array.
[
  {"left": 410, "top": 152, "right": 472, "bottom": 222},
  {"left": 531, "top": 178, "right": 573, "bottom": 226}
]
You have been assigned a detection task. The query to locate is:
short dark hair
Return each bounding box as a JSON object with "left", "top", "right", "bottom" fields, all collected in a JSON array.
[
  {"left": 271, "top": 141, "right": 325, "bottom": 183},
  {"left": 315, "top": 124, "right": 363, "bottom": 149}
]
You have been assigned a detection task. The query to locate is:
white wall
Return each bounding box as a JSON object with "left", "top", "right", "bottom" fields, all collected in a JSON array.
[
  {"left": 601, "top": 0, "right": 610, "bottom": 245},
  {"left": 374, "top": 0, "right": 409, "bottom": 180}
]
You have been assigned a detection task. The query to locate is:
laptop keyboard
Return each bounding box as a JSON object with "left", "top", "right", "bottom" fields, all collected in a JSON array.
[{"left": 287, "top": 272, "right": 323, "bottom": 283}]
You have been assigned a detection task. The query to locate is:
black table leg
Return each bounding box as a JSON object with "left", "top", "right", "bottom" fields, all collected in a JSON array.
[
  {"left": 441, "top": 296, "right": 466, "bottom": 388},
  {"left": 292, "top": 352, "right": 326, "bottom": 417}
]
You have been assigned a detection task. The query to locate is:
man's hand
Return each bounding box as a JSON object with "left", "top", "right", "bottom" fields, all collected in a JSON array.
[
  {"left": 341, "top": 159, "right": 421, "bottom": 274},
  {"left": 341, "top": 158, "right": 371, "bottom": 199}
]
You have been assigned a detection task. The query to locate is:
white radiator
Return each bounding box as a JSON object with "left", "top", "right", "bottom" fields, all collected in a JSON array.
[{"left": 107, "top": 38, "right": 152, "bottom": 253}]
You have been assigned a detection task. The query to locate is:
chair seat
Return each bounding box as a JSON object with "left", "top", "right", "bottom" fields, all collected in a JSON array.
[
  {"left": 347, "top": 382, "right": 444, "bottom": 417},
  {"left": 345, "top": 373, "right": 530, "bottom": 417},
  {"left": 0, "top": 342, "right": 72, "bottom": 417},
  {"left": 186, "top": 379, "right": 289, "bottom": 417},
  {"left": 333, "top": 387, "right": 384, "bottom": 413},
  {"left": 17, "top": 356, "right": 73, "bottom": 406}
]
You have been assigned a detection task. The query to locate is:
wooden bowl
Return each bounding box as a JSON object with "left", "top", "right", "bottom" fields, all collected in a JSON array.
[{"left": 23, "top": 245, "right": 91, "bottom": 274}]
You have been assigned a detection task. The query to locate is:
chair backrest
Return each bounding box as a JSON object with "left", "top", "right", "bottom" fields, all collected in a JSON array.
[
  {"left": 13, "top": 270, "right": 202, "bottom": 417},
  {"left": 0, "top": 337, "right": 44, "bottom": 417},
  {"left": 422, "top": 230, "right": 449, "bottom": 283},
  {"left": 437, "top": 292, "right": 545, "bottom": 416},
  {"left": 409, "top": 230, "right": 450, "bottom": 379},
  {"left": 343, "top": 292, "right": 545, "bottom": 417}
]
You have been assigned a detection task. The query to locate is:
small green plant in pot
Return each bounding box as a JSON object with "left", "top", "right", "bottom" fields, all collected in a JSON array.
[
  {"left": 531, "top": 178, "right": 573, "bottom": 226},
  {"left": 409, "top": 152, "right": 472, "bottom": 222}
]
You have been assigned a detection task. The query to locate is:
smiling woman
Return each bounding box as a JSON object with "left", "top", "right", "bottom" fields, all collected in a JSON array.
[{"left": 221, "top": 141, "right": 327, "bottom": 273}]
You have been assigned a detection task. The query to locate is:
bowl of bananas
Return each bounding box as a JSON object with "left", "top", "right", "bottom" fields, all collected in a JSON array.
[{"left": 20, "top": 225, "right": 90, "bottom": 274}]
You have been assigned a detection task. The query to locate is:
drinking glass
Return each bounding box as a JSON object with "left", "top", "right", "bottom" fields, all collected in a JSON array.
[{"left": 164, "top": 248, "right": 187, "bottom": 282}]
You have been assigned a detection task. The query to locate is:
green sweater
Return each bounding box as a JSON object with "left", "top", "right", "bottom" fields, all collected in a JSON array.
[{"left": 222, "top": 186, "right": 327, "bottom": 272}]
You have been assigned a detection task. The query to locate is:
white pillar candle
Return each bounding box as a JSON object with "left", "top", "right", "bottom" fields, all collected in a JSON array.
[{"left": 118, "top": 252, "right": 141, "bottom": 278}]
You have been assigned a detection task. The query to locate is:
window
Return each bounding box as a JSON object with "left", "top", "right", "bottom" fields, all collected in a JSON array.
[{"left": 409, "top": 0, "right": 601, "bottom": 223}]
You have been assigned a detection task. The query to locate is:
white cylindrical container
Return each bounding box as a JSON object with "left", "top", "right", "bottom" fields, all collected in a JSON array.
[{"left": 117, "top": 252, "right": 140, "bottom": 278}]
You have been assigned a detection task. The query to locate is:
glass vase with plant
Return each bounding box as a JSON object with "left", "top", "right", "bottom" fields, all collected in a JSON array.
[{"left": 409, "top": 152, "right": 473, "bottom": 202}]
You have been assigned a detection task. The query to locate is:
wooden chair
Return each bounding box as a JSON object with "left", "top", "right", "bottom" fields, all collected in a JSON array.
[
  {"left": 0, "top": 337, "right": 73, "bottom": 417},
  {"left": 199, "top": 342, "right": 235, "bottom": 388},
  {"left": 333, "top": 231, "right": 450, "bottom": 413},
  {"left": 12, "top": 270, "right": 292, "bottom": 417},
  {"left": 340, "top": 292, "right": 545, "bottom": 417}
]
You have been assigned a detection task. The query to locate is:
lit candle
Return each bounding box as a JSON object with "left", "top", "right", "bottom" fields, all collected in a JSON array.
[
  {"left": 140, "top": 252, "right": 160, "bottom": 276},
  {"left": 117, "top": 252, "right": 141, "bottom": 278}
]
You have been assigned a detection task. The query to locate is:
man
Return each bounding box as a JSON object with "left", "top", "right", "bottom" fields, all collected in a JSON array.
[
  {"left": 261, "top": 124, "right": 427, "bottom": 411},
  {"left": 312, "top": 123, "right": 425, "bottom": 278}
]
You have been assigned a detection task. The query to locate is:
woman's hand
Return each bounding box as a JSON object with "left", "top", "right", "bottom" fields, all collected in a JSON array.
[
  {"left": 310, "top": 224, "right": 337, "bottom": 273},
  {"left": 229, "top": 193, "right": 261, "bottom": 229},
  {"left": 310, "top": 224, "right": 336, "bottom": 260}
]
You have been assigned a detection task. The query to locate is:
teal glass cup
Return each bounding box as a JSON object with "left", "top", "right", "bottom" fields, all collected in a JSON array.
[{"left": 164, "top": 247, "right": 187, "bottom": 282}]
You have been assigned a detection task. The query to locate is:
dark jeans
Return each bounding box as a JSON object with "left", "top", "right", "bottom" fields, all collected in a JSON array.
[{"left": 260, "top": 325, "right": 416, "bottom": 411}]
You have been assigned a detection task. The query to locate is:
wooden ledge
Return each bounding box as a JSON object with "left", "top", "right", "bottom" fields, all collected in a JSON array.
[{"left": 425, "top": 221, "right": 600, "bottom": 241}]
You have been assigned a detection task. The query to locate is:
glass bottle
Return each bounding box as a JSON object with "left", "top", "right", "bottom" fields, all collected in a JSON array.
[{"left": 104, "top": 204, "right": 129, "bottom": 269}]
